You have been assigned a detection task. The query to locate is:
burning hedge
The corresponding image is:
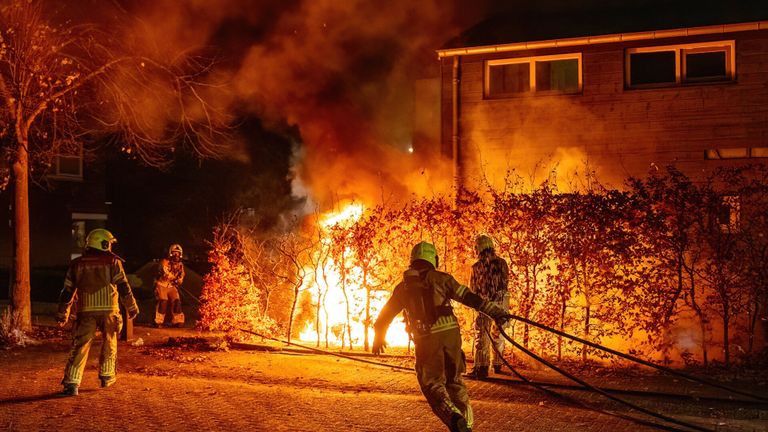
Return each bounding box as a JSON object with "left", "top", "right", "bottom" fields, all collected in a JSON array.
[
  {"left": 199, "top": 165, "right": 768, "bottom": 367},
  {"left": 198, "top": 221, "right": 276, "bottom": 337}
]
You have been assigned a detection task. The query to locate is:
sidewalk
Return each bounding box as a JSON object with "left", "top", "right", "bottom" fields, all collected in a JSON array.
[{"left": 1, "top": 325, "right": 766, "bottom": 431}]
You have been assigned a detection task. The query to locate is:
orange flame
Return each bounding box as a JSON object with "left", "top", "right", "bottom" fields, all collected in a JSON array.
[{"left": 299, "top": 203, "right": 411, "bottom": 348}]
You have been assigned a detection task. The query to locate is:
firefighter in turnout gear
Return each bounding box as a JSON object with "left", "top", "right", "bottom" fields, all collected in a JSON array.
[
  {"left": 372, "top": 241, "right": 509, "bottom": 432},
  {"left": 468, "top": 234, "right": 510, "bottom": 379},
  {"left": 154, "top": 244, "right": 185, "bottom": 327},
  {"left": 57, "top": 229, "right": 139, "bottom": 396}
]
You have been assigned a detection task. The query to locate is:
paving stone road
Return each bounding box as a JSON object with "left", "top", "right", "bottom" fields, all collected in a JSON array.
[{"left": 1, "top": 326, "right": 766, "bottom": 432}]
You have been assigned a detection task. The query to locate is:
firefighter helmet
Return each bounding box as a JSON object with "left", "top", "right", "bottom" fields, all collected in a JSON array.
[
  {"left": 168, "top": 244, "right": 183, "bottom": 258},
  {"left": 410, "top": 241, "right": 437, "bottom": 268},
  {"left": 85, "top": 228, "right": 117, "bottom": 251},
  {"left": 475, "top": 234, "right": 494, "bottom": 254}
]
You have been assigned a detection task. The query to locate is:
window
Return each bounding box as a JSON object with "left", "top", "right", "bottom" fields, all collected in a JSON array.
[
  {"left": 717, "top": 195, "right": 740, "bottom": 233},
  {"left": 52, "top": 142, "right": 83, "bottom": 180},
  {"left": 486, "top": 53, "right": 582, "bottom": 98},
  {"left": 626, "top": 41, "right": 734, "bottom": 88},
  {"left": 705, "top": 147, "right": 768, "bottom": 160},
  {"left": 629, "top": 51, "right": 677, "bottom": 85}
]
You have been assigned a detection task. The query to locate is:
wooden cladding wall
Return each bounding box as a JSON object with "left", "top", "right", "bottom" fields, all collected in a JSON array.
[{"left": 441, "top": 31, "right": 768, "bottom": 189}]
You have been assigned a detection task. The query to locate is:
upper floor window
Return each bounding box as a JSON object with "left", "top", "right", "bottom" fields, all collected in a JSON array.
[
  {"left": 50, "top": 142, "right": 83, "bottom": 181},
  {"left": 704, "top": 147, "right": 768, "bottom": 160},
  {"left": 626, "top": 41, "right": 734, "bottom": 88},
  {"left": 486, "top": 53, "right": 582, "bottom": 98}
]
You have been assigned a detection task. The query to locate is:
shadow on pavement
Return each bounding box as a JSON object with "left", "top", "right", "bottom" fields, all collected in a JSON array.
[{"left": 0, "top": 390, "right": 93, "bottom": 405}]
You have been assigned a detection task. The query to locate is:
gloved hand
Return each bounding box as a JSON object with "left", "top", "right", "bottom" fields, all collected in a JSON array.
[
  {"left": 126, "top": 304, "right": 139, "bottom": 321},
  {"left": 372, "top": 332, "right": 387, "bottom": 355},
  {"left": 56, "top": 312, "right": 69, "bottom": 328},
  {"left": 495, "top": 314, "right": 512, "bottom": 328}
]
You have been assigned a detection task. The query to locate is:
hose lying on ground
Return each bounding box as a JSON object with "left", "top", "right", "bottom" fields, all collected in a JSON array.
[
  {"left": 503, "top": 313, "right": 767, "bottom": 402},
  {"left": 490, "top": 327, "right": 714, "bottom": 432}
]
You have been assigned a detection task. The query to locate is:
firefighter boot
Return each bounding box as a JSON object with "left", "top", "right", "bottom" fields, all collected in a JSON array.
[
  {"left": 100, "top": 375, "right": 116, "bottom": 388},
  {"left": 467, "top": 366, "right": 488, "bottom": 379},
  {"left": 493, "top": 365, "right": 503, "bottom": 374},
  {"left": 61, "top": 384, "right": 79, "bottom": 396},
  {"left": 450, "top": 412, "right": 471, "bottom": 432}
]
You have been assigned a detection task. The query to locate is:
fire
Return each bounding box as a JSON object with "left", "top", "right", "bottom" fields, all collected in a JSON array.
[
  {"left": 320, "top": 202, "right": 364, "bottom": 228},
  {"left": 299, "top": 203, "right": 412, "bottom": 349}
]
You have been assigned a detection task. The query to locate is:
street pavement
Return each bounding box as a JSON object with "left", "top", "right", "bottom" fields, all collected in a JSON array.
[{"left": 1, "top": 325, "right": 766, "bottom": 432}]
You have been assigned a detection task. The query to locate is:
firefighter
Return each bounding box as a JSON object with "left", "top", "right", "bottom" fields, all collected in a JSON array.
[
  {"left": 57, "top": 228, "right": 139, "bottom": 396},
  {"left": 154, "top": 243, "right": 185, "bottom": 328},
  {"left": 372, "top": 241, "right": 509, "bottom": 432},
  {"left": 467, "top": 234, "right": 510, "bottom": 379}
]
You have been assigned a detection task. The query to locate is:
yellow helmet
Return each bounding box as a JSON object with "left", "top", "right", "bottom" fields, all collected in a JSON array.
[
  {"left": 410, "top": 241, "right": 437, "bottom": 268},
  {"left": 168, "top": 244, "right": 183, "bottom": 257},
  {"left": 475, "top": 234, "right": 494, "bottom": 254},
  {"left": 85, "top": 228, "right": 117, "bottom": 251}
]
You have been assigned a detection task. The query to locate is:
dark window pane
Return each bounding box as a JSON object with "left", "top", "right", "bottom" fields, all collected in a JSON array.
[
  {"left": 57, "top": 155, "right": 81, "bottom": 177},
  {"left": 629, "top": 51, "right": 676, "bottom": 85},
  {"left": 489, "top": 63, "right": 530, "bottom": 95},
  {"left": 535, "top": 59, "right": 579, "bottom": 92},
  {"left": 685, "top": 51, "right": 727, "bottom": 81}
]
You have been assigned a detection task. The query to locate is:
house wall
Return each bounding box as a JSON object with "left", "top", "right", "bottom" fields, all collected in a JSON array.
[
  {"left": 441, "top": 29, "right": 768, "bottom": 190},
  {"left": 0, "top": 164, "right": 108, "bottom": 300}
]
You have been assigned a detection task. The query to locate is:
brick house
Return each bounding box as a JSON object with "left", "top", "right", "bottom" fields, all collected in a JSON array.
[{"left": 437, "top": 19, "right": 768, "bottom": 190}]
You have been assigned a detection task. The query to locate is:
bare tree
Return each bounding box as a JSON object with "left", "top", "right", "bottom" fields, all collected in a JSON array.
[
  {"left": 0, "top": 0, "right": 227, "bottom": 329},
  {"left": 271, "top": 228, "right": 314, "bottom": 343}
]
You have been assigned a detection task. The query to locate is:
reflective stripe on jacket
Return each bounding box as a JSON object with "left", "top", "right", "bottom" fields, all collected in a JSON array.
[{"left": 59, "top": 250, "right": 130, "bottom": 314}]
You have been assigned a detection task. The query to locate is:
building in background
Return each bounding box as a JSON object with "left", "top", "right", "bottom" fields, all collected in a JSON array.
[
  {"left": 438, "top": 15, "right": 768, "bottom": 190},
  {"left": 0, "top": 152, "right": 108, "bottom": 302}
]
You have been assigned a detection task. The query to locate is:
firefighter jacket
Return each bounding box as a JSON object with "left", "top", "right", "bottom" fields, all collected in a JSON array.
[
  {"left": 374, "top": 266, "right": 507, "bottom": 340},
  {"left": 470, "top": 250, "right": 509, "bottom": 303},
  {"left": 156, "top": 258, "right": 184, "bottom": 289},
  {"left": 57, "top": 249, "right": 137, "bottom": 317}
]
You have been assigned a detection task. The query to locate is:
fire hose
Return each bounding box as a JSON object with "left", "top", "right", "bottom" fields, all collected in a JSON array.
[
  {"left": 181, "top": 292, "right": 763, "bottom": 429},
  {"left": 242, "top": 325, "right": 717, "bottom": 432},
  {"left": 237, "top": 327, "right": 413, "bottom": 372},
  {"left": 487, "top": 326, "right": 714, "bottom": 432},
  {"left": 500, "top": 313, "right": 767, "bottom": 402}
]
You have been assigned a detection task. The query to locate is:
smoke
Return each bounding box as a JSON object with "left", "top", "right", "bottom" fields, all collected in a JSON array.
[
  {"left": 91, "top": 0, "right": 474, "bottom": 210},
  {"left": 74, "top": 0, "right": 641, "bottom": 208},
  {"left": 228, "top": 0, "right": 466, "bottom": 208}
]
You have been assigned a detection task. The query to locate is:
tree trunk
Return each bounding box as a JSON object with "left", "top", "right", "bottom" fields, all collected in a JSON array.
[
  {"left": 11, "top": 137, "right": 31, "bottom": 331},
  {"left": 723, "top": 296, "right": 730, "bottom": 368},
  {"left": 700, "top": 317, "right": 709, "bottom": 367},
  {"left": 688, "top": 273, "right": 708, "bottom": 367},
  {"left": 287, "top": 282, "right": 299, "bottom": 343},
  {"left": 340, "top": 274, "right": 352, "bottom": 350},
  {"left": 748, "top": 300, "right": 759, "bottom": 354},
  {"left": 363, "top": 269, "right": 370, "bottom": 352},
  {"left": 558, "top": 299, "right": 566, "bottom": 361},
  {"left": 262, "top": 286, "right": 272, "bottom": 317},
  {"left": 322, "top": 289, "right": 329, "bottom": 348},
  {"left": 582, "top": 305, "right": 590, "bottom": 363},
  {"left": 315, "top": 286, "right": 322, "bottom": 348}
]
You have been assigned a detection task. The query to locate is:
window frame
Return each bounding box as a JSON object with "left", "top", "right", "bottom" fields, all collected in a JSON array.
[
  {"left": 485, "top": 53, "right": 583, "bottom": 98},
  {"left": 50, "top": 144, "right": 84, "bottom": 181},
  {"left": 625, "top": 40, "right": 735, "bottom": 89},
  {"left": 718, "top": 195, "right": 740, "bottom": 234}
]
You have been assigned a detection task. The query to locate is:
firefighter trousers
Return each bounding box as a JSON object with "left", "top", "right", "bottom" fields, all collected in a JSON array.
[
  {"left": 414, "top": 327, "right": 474, "bottom": 430},
  {"left": 473, "top": 310, "right": 506, "bottom": 370},
  {"left": 154, "top": 282, "right": 185, "bottom": 326},
  {"left": 62, "top": 312, "right": 122, "bottom": 385}
]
